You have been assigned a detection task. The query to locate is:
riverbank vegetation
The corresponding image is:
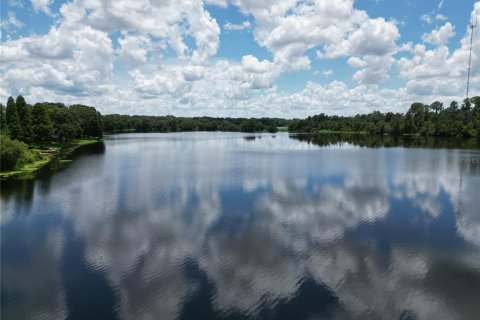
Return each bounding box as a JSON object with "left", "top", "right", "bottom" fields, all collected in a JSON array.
[
  {"left": 0, "top": 134, "right": 45, "bottom": 172},
  {"left": 1, "top": 96, "right": 103, "bottom": 175}
]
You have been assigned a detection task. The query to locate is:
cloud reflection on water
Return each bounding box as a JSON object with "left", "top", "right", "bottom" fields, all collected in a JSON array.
[{"left": 1, "top": 133, "right": 479, "bottom": 320}]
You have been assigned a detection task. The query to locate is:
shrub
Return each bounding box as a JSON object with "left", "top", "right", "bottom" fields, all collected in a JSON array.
[{"left": 0, "top": 134, "right": 43, "bottom": 171}]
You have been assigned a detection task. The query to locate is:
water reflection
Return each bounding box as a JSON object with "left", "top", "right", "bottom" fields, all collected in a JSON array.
[
  {"left": 1, "top": 132, "right": 480, "bottom": 320},
  {"left": 291, "top": 133, "right": 480, "bottom": 149}
]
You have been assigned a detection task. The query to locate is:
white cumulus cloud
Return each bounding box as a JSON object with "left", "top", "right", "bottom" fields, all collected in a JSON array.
[{"left": 422, "top": 22, "right": 455, "bottom": 46}]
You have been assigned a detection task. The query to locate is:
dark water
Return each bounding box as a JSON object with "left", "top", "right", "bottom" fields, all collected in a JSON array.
[{"left": 1, "top": 132, "right": 480, "bottom": 320}]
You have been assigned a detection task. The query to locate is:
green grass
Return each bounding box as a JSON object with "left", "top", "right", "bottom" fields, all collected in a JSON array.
[
  {"left": 0, "top": 138, "right": 101, "bottom": 180},
  {"left": 30, "top": 138, "right": 99, "bottom": 151},
  {"left": 74, "top": 138, "right": 100, "bottom": 146},
  {"left": 0, "top": 158, "right": 50, "bottom": 179},
  {"left": 312, "top": 129, "right": 367, "bottom": 134}
]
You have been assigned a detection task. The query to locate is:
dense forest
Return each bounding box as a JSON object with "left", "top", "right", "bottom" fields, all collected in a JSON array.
[
  {"left": 289, "top": 97, "right": 480, "bottom": 138},
  {"left": 1, "top": 95, "right": 480, "bottom": 171}
]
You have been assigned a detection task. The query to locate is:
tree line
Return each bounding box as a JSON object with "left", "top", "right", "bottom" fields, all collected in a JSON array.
[
  {"left": 103, "top": 114, "right": 287, "bottom": 133},
  {"left": 2, "top": 96, "right": 480, "bottom": 141},
  {"left": 289, "top": 97, "right": 480, "bottom": 138},
  {"left": 2, "top": 95, "right": 480, "bottom": 171}
]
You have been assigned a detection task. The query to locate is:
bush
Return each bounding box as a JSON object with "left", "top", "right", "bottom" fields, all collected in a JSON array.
[{"left": 0, "top": 134, "right": 43, "bottom": 171}]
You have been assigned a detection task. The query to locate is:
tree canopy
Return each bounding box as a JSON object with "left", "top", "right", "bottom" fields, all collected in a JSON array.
[
  {"left": 289, "top": 97, "right": 480, "bottom": 138},
  {"left": 6, "top": 96, "right": 22, "bottom": 140}
]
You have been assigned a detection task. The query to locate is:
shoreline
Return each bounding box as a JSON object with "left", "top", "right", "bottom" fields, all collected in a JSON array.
[{"left": 0, "top": 138, "right": 101, "bottom": 180}]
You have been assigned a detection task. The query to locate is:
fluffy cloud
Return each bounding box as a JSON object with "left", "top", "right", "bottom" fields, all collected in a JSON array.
[
  {"left": 31, "top": 0, "right": 54, "bottom": 15},
  {"left": 244, "top": 0, "right": 355, "bottom": 70},
  {"left": 129, "top": 69, "right": 189, "bottom": 97},
  {"left": 118, "top": 34, "right": 154, "bottom": 64},
  {"left": 398, "top": 3, "right": 480, "bottom": 97},
  {"left": 399, "top": 26, "right": 478, "bottom": 96},
  {"left": 57, "top": 0, "right": 220, "bottom": 63},
  {"left": 422, "top": 22, "right": 455, "bottom": 46},
  {"left": 224, "top": 20, "right": 251, "bottom": 31},
  {"left": 182, "top": 65, "right": 206, "bottom": 82},
  {"left": 241, "top": 55, "right": 273, "bottom": 73},
  {"left": 0, "top": 0, "right": 479, "bottom": 117},
  {"left": 0, "top": 0, "right": 221, "bottom": 101},
  {"left": 346, "top": 17, "right": 399, "bottom": 56},
  {"left": 347, "top": 56, "right": 367, "bottom": 68},
  {"left": 352, "top": 55, "right": 396, "bottom": 84},
  {"left": 233, "top": 0, "right": 400, "bottom": 85},
  {"left": 1, "top": 22, "right": 114, "bottom": 96}
]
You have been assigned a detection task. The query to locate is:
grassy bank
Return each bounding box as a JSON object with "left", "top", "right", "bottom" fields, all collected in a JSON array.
[
  {"left": 0, "top": 138, "right": 101, "bottom": 180},
  {"left": 311, "top": 129, "right": 368, "bottom": 134}
]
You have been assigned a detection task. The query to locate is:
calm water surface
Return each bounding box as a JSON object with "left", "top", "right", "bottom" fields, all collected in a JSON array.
[{"left": 1, "top": 132, "right": 480, "bottom": 320}]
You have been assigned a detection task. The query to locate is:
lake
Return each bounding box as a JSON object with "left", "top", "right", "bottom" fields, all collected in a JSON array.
[{"left": 1, "top": 132, "right": 480, "bottom": 320}]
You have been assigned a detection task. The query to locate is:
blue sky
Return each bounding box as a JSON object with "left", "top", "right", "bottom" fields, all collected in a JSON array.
[{"left": 0, "top": 0, "right": 479, "bottom": 117}]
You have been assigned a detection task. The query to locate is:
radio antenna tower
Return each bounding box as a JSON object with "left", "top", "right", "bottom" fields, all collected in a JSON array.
[{"left": 466, "top": 17, "right": 477, "bottom": 98}]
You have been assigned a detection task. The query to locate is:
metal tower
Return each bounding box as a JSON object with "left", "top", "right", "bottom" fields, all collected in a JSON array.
[{"left": 466, "top": 18, "right": 477, "bottom": 98}]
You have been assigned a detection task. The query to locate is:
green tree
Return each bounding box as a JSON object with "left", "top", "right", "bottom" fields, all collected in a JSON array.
[
  {"left": 239, "top": 119, "right": 256, "bottom": 132},
  {"left": 390, "top": 115, "right": 404, "bottom": 135},
  {"left": 419, "top": 121, "right": 435, "bottom": 136},
  {"left": 429, "top": 101, "right": 443, "bottom": 134},
  {"left": 6, "top": 96, "right": 23, "bottom": 140},
  {"left": 472, "top": 96, "right": 480, "bottom": 109},
  {"left": 52, "top": 107, "right": 82, "bottom": 141},
  {"left": 0, "top": 104, "right": 8, "bottom": 135},
  {"left": 430, "top": 101, "right": 443, "bottom": 114},
  {"left": 449, "top": 100, "right": 459, "bottom": 110},
  {"left": 267, "top": 125, "right": 278, "bottom": 133},
  {"left": 406, "top": 102, "right": 427, "bottom": 132},
  {"left": 240, "top": 119, "right": 264, "bottom": 132},
  {"left": 16, "top": 95, "right": 33, "bottom": 141},
  {"left": 461, "top": 98, "right": 472, "bottom": 111},
  {"left": 69, "top": 105, "right": 103, "bottom": 138},
  {"left": 31, "top": 103, "right": 55, "bottom": 144}
]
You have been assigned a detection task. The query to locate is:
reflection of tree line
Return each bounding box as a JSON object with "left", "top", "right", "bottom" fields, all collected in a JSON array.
[
  {"left": 291, "top": 133, "right": 480, "bottom": 149},
  {"left": 0, "top": 178, "right": 35, "bottom": 209}
]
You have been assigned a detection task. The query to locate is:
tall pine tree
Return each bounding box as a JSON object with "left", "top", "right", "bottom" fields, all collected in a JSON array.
[
  {"left": 16, "top": 95, "right": 32, "bottom": 142},
  {"left": 31, "top": 103, "right": 55, "bottom": 143},
  {"left": 0, "top": 104, "right": 8, "bottom": 135},
  {"left": 5, "top": 96, "right": 23, "bottom": 140}
]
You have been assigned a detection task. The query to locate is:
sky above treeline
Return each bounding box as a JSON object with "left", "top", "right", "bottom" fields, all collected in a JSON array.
[{"left": 0, "top": 0, "right": 479, "bottom": 118}]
